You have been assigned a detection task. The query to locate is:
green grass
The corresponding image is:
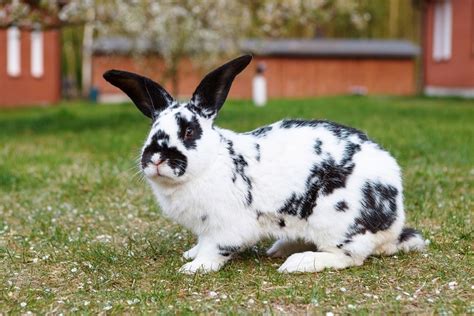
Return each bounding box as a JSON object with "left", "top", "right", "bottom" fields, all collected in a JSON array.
[{"left": 0, "top": 96, "right": 473, "bottom": 314}]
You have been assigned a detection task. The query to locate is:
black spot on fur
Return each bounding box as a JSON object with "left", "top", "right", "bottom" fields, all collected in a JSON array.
[
  {"left": 398, "top": 227, "right": 420, "bottom": 243},
  {"left": 255, "top": 143, "right": 261, "bottom": 162},
  {"left": 186, "top": 102, "right": 216, "bottom": 119},
  {"left": 217, "top": 245, "right": 241, "bottom": 257},
  {"left": 224, "top": 138, "right": 253, "bottom": 206},
  {"left": 278, "top": 141, "right": 359, "bottom": 219},
  {"left": 318, "top": 141, "right": 360, "bottom": 195},
  {"left": 280, "top": 119, "right": 368, "bottom": 142},
  {"left": 335, "top": 200, "right": 349, "bottom": 212},
  {"left": 248, "top": 125, "right": 273, "bottom": 137},
  {"left": 141, "top": 132, "right": 188, "bottom": 176},
  {"left": 341, "top": 143, "right": 361, "bottom": 166},
  {"left": 344, "top": 251, "right": 352, "bottom": 257},
  {"left": 278, "top": 167, "right": 321, "bottom": 219},
  {"left": 278, "top": 219, "right": 286, "bottom": 227},
  {"left": 201, "top": 215, "right": 208, "bottom": 222},
  {"left": 347, "top": 181, "right": 399, "bottom": 238},
  {"left": 256, "top": 210, "right": 263, "bottom": 220},
  {"left": 314, "top": 139, "right": 323, "bottom": 155},
  {"left": 166, "top": 102, "right": 180, "bottom": 111},
  {"left": 280, "top": 119, "right": 321, "bottom": 129},
  {"left": 337, "top": 239, "right": 352, "bottom": 249},
  {"left": 175, "top": 113, "right": 203, "bottom": 149},
  {"left": 278, "top": 193, "right": 305, "bottom": 217},
  {"left": 315, "top": 156, "right": 355, "bottom": 196}
]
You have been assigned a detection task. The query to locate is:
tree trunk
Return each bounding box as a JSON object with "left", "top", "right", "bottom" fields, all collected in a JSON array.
[
  {"left": 389, "top": 0, "right": 400, "bottom": 37},
  {"left": 81, "top": 7, "right": 95, "bottom": 98}
]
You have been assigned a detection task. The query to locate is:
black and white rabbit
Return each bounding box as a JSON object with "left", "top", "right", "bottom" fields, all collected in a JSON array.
[{"left": 103, "top": 55, "right": 425, "bottom": 274}]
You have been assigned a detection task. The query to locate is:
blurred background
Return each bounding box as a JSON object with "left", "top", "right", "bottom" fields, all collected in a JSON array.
[{"left": 1, "top": 0, "right": 472, "bottom": 106}]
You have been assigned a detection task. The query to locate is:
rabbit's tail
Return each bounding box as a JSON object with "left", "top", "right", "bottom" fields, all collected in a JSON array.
[{"left": 397, "top": 227, "right": 426, "bottom": 253}]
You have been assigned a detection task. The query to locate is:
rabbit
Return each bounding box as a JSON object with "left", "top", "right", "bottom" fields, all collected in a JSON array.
[{"left": 103, "top": 55, "right": 426, "bottom": 274}]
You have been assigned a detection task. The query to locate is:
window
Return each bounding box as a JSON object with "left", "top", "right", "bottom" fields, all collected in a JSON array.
[
  {"left": 7, "top": 26, "right": 21, "bottom": 77},
  {"left": 432, "top": 0, "right": 452, "bottom": 62},
  {"left": 31, "top": 29, "right": 44, "bottom": 78}
]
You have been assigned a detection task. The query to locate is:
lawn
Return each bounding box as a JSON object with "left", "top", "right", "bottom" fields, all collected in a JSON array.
[{"left": 0, "top": 96, "right": 472, "bottom": 314}]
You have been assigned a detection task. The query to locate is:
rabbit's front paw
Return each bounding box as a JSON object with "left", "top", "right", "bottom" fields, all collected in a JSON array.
[
  {"left": 179, "top": 259, "right": 223, "bottom": 274},
  {"left": 183, "top": 244, "right": 199, "bottom": 260}
]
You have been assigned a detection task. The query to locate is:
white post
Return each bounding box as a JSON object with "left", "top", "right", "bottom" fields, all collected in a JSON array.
[
  {"left": 252, "top": 63, "right": 267, "bottom": 107},
  {"left": 31, "top": 27, "right": 44, "bottom": 78},
  {"left": 7, "top": 26, "right": 21, "bottom": 77}
]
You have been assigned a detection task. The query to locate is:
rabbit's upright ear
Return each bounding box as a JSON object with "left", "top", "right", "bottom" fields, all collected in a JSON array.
[
  {"left": 190, "top": 55, "right": 252, "bottom": 118},
  {"left": 103, "top": 70, "right": 174, "bottom": 119}
]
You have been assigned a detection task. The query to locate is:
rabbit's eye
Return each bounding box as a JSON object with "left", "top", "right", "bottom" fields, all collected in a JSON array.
[{"left": 184, "top": 127, "right": 194, "bottom": 139}]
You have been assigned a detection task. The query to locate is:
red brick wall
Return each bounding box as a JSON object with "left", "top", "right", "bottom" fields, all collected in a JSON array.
[
  {"left": 93, "top": 55, "right": 416, "bottom": 101},
  {"left": 424, "top": 0, "right": 474, "bottom": 88},
  {"left": 0, "top": 29, "right": 61, "bottom": 107}
]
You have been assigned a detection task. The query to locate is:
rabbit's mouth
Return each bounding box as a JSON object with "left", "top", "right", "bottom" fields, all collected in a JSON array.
[
  {"left": 144, "top": 160, "right": 163, "bottom": 175},
  {"left": 143, "top": 158, "right": 187, "bottom": 180}
]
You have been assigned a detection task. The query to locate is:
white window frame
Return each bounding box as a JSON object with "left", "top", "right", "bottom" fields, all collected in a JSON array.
[
  {"left": 7, "top": 26, "right": 21, "bottom": 77},
  {"left": 30, "top": 28, "right": 44, "bottom": 78},
  {"left": 432, "top": 0, "right": 452, "bottom": 62}
]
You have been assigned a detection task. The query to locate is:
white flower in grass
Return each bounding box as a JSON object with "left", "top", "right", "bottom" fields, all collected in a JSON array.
[
  {"left": 103, "top": 303, "right": 112, "bottom": 311},
  {"left": 448, "top": 281, "right": 457, "bottom": 290},
  {"left": 208, "top": 291, "right": 218, "bottom": 297},
  {"left": 127, "top": 298, "right": 140, "bottom": 305},
  {"left": 95, "top": 235, "right": 112, "bottom": 243},
  {"left": 20, "top": 302, "right": 27, "bottom": 308}
]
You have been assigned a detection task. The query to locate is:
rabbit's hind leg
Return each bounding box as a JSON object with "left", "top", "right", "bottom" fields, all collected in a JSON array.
[
  {"left": 266, "top": 239, "right": 317, "bottom": 258},
  {"left": 277, "top": 233, "right": 375, "bottom": 273},
  {"left": 277, "top": 250, "right": 358, "bottom": 273}
]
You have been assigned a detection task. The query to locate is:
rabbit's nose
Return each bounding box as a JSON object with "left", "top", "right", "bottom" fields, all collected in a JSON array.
[{"left": 153, "top": 159, "right": 165, "bottom": 166}]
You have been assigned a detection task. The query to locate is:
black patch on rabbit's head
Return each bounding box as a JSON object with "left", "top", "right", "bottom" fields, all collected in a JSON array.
[
  {"left": 141, "top": 131, "right": 188, "bottom": 177},
  {"left": 175, "top": 113, "right": 203, "bottom": 150}
]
